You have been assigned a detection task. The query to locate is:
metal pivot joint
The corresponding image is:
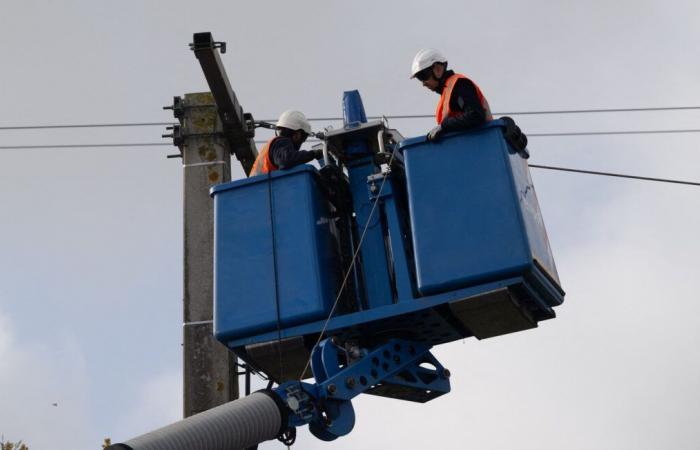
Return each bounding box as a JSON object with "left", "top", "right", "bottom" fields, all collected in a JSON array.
[{"left": 274, "top": 338, "right": 451, "bottom": 442}]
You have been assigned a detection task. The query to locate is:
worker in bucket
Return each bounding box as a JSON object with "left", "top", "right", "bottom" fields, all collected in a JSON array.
[
  {"left": 249, "top": 110, "right": 323, "bottom": 176},
  {"left": 410, "top": 49, "right": 493, "bottom": 142}
]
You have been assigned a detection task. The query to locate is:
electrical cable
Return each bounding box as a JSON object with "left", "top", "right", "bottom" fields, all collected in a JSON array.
[
  {"left": 258, "top": 128, "right": 700, "bottom": 143},
  {"left": 2, "top": 105, "right": 700, "bottom": 130},
  {"left": 267, "top": 105, "right": 700, "bottom": 121},
  {"left": 266, "top": 171, "right": 286, "bottom": 384},
  {"left": 298, "top": 151, "right": 397, "bottom": 381},
  {"left": 296, "top": 106, "right": 700, "bottom": 122},
  {"left": 529, "top": 164, "right": 700, "bottom": 187},
  {"left": 530, "top": 129, "right": 700, "bottom": 137},
  {"left": 0, "top": 143, "right": 170, "bottom": 149},
  {"left": 0, "top": 122, "right": 174, "bottom": 130},
  {"left": 4, "top": 125, "right": 700, "bottom": 150},
  {"left": 1, "top": 137, "right": 698, "bottom": 187},
  {"left": 465, "top": 105, "right": 700, "bottom": 117}
]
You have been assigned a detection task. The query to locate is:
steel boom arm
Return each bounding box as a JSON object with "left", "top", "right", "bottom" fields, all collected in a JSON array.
[{"left": 108, "top": 339, "right": 450, "bottom": 449}]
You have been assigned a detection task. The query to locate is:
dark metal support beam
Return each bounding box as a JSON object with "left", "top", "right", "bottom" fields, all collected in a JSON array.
[{"left": 191, "top": 32, "right": 258, "bottom": 175}]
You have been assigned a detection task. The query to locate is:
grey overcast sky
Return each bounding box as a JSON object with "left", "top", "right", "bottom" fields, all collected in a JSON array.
[{"left": 1, "top": 0, "right": 699, "bottom": 449}]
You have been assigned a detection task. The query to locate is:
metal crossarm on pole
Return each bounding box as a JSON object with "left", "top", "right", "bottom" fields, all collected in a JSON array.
[{"left": 190, "top": 32, "right": 258, "bottom": 175}]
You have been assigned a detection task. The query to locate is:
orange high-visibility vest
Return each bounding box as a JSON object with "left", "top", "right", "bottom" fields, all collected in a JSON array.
[
  {"left": 249, "top": 137, "right": 280, "bottom": 177},
  {"left": 436, "top": 73, "right": 493, "bottom": 124}
]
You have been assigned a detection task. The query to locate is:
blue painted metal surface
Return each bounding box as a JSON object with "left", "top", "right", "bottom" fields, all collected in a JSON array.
[
  {"left": 368, "top": 173, "right": 414, "bottom": 302},
  {"left": 276, "top": 337, "right": 449, "bottom": 440},
  {"left": 211, "top": 122, "right": 563, "bottom": 341},
  {"left": 346, "top": 159, "right": 394, "bottom": 309},
  {"left": 211, "top": 91, "right": 564, "bottom": 403},
  {"left": 341, "top": 91, "right": 393, "bottom": 309},
  {"left": 225, "top": 275, "right": 542, "bottom": 348},
  {"left": 506, "top": 141, "right": 561, "bottom": 286},
  {"left": 211, "top": 166, "right": 339, "bottom": 341},
  {"left": 401, "top": 121, "right": 561, "bottom": 298},
  {"left": 342, "top": 90, "right": 367, "bottom": 129},
  {"left": 309, "top": 338, "right": 449, "bottom": 402}
]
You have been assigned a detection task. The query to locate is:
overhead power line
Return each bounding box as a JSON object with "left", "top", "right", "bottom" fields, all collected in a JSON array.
[
  {"left": 0, "top": 142, "right": 696, "bottom": 187},
  {"left": 256, "top": 127, "right": 700, "bottom": 143},
  {"left": 3, "top": 125, "right": 700, "bottom": 150},
  {"left": 480, "top": 105, "right": 700, "bottom": 116},
  {"left": 0, "top": 122, "right": 174, "bottom": 131},
  {"left": 0, "top": 143, "right": 170, "bottom": 150},
  {"left": 2, "top": 105, "right": 700, "bottom": 130},
  {"left": 529, "top": 164, "right": 700, "bottom": 187},
  {"left": 530, "top": 128, "right": 700, "bottom": 137},
  {"left": 357, "top": 105, "right": 700, "bottom": 122}
]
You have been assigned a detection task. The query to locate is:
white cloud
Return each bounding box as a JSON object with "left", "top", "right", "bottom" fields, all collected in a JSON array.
[
  {"left": 0, "top": 305, "right": 183, "bottom": 448},
  {"left": 0, "top": 309, "right": 12, "bottom": 357},
  {"left": 111, "top": 369, "right": 183, "bottom": 442},
  {"left": 0, "top": 308, "right": 94, "bottom": 449}
]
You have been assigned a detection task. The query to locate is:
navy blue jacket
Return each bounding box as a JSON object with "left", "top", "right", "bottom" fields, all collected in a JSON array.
[{"left": 269, "top": 136, "right": 317, "bottom": 169}]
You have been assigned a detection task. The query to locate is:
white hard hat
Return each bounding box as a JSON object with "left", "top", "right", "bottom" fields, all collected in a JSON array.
[
  {"left": 410, "top": 48, "right": 448, "bottom": 78},
  {"left": 276, "top": 110, "right": 312, "bottom": 134}
]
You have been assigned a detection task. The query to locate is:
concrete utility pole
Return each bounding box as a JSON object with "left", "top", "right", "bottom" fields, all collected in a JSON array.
[
  {"left": 165, "top": 32, "right": 259, "bottom": 419},
  {"left": 174, "top": 92, "right": 239, "bottom": 417}
]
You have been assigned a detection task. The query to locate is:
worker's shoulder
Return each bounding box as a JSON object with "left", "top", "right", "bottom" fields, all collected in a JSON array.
[
  {"left": 270, "top": 135, "right": 294, "bottom": 148},
  {"left": 453, "top": 75, "right": 477, "bottom": 90},
  {"left": 450, "top": 77, "right": 480, "bottom": 102}
]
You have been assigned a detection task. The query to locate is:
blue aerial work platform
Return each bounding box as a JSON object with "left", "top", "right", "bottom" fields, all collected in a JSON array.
[
  {"left": 108, "top": 91, "right": 566, "bottom": 449},
  {"left": 106, "top": 34, "right": 565, "bottom": 449},
  {"left": 210, "top": 90, "right": 564, "bottom": 403}
]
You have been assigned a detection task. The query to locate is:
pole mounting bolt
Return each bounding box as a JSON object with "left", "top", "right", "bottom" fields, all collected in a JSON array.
[
  {"left": 163, "top": 96, "right": 184, "bottom": 120},
  {"left": 162, "top": 125, "right": 183, "bottom": 147},
  {"left": 243, "top": 113, "right": 256, "bottom": 138}
]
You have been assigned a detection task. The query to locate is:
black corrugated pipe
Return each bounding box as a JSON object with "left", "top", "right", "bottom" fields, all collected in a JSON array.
[{"left": 107, "top": 391, "right": 288, "bottom": 450}]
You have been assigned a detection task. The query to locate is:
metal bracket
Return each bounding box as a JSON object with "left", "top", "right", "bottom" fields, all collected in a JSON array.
[
  {"left": 163, "top": 95, "right": 184, "bottom": 119},
  {"left": 162, "top": 124, "right": 184, "bottom": 146},
  {"left": 243, "top": 113, "right": 256, "bottom": 138},
  {"left": 189, "top": 37, "right": 226, "bottom": 54},
  {"left": 367, "top": 172, "right": 392, "bottom": 201},
  {"left": 274, "top": 338, "right": 450, "bottom": 441},
  {"left": 312, "top": 338, "right": 450, "bottom": 402}
]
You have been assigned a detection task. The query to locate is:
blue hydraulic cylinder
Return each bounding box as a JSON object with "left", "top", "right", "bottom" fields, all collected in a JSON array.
[
  {"left": 342, "top": 91, "right": 393, "bottom": 309},
  {"left": 368, "top": 173, "right": 414, "bottom": 302},
  {"left": 342, "top": 90, "right": 367, "bottom": 127}
]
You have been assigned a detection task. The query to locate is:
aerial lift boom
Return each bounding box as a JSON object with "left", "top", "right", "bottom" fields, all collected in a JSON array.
[{"left": 109, "top": 338, "right": 449, "bottom": 449}]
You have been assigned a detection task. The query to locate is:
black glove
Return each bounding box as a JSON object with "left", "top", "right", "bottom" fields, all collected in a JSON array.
[
  {"left": 427, "top": 125, "right": 444, "bottom": 142},
  {"left": 312, "top": 148, "right": 324, "bottom": 160}
]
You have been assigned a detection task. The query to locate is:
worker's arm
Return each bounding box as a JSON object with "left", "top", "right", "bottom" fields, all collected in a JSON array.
[
  {"left": 440, "top": 78, "right": 487, "bottom": 131},
  {"left": 269, "top": 137, "right": 319, "bottom": 170}
]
